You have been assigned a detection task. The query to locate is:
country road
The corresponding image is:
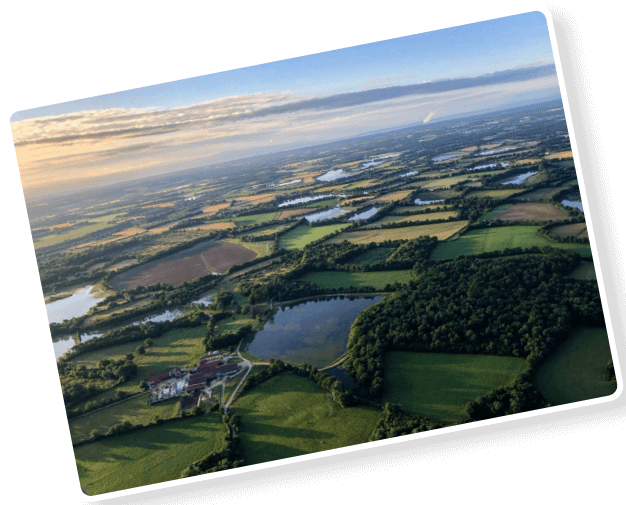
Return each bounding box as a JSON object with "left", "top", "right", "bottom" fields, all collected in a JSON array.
[{"left": 223, "top": 339, "right": 252, "bottom": 414}]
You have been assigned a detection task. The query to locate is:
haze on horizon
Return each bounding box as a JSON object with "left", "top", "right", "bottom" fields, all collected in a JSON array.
[{"left": 11, "top": 12, "right": 560, "bottom": 198}]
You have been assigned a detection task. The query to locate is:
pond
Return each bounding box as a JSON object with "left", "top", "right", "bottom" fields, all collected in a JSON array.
[
  {"left": 398, "top": 171, "right": 419, "bottom": 178},
  {"left": 317, "top": 169, "right": 352, "bottom": 182},
  {"left": 192, "top": 294, "right": 214, "bottom": 306},
  {"left": 272, "top": 179, "right": 302, "bottom": 187},
  {"left": 562, "top": 200, "right": 584, "bottom": 212},
  {"left": 501, "top": 171, "right": 538, "bottom": 185},
  {"left": 305, "top": 206, "right": 349, "bottom": 223},
  {"left": 432, "top": 153, "right": 463, "bottom": 162},
  {"left": 415, "top": 197, "right": 444, "bottom": 205},
  {"left": 278, "top": 194, "right": 334, "bottom": 207},
  {"left": 349, "top": 207, "right": 379, "bottom": 221},
  {"left": 324, "top": 366, "right": 359, "bottom": 392},
  {"left": 45, "top": 285, "right": 105, "bottom": 324},
  {"left": 132, "top": 309, "right": 185, "bottom": 325},
  {"left": 247, "top": 296, "right": 383, "bottom": 368},
  {"left": 359, "top": 154, "right": 400, "bottom": 169},
  {"left": 477, "top": 146, "right": 518, "bottom": 155},
  {"left": 53, "top": 331, "right": 103, "bottom": 359}
]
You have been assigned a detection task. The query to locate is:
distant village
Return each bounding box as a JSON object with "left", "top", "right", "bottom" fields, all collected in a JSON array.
[{"left": 145, "top": 352, "right": 239, "bottom": 411}]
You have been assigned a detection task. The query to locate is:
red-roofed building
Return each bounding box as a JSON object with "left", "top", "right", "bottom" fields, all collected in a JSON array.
[
  {"left": 197, "top": 360, "right": 223, "bottom": 373},
  {"left": 186, "top": 383, "right": 205, "bottom": 393},
  {"left": 215, "top": 363, "right": 239, "bottom": 377},
  {"left": 147, "top": 371, "right": 172, "bottom": 386}
]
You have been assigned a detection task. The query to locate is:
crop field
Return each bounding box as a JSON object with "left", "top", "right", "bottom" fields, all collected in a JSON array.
[
  {"left": 244, "top": 224, "right": 291, "bottom": 237},
  {"left": 34, "top": 213, "right": 126, "bottom": 249},
  {"left": 235, "top": 193, "right": 278, "bottom": 205},
  {"left": 545, "top": 150, "right": 573, "bottom": 160},
  {"left": 431, "top": 226, "right": 591, "bottom": 261},
  {"left": 225, "top": 238, "right": 272, "bottom": 257},
  {"left": 549, "top": 222, "right": 587, "bottom": 238},
  {"left": 190, "top": 221, "right": 236, "bottom": 231},
  {"left": 301, "top": 270, "right": 414, "bottom": 289},
  {"left": 515, "top": 187, "right": 565, "bottom": 201},
  {"left": 110, "top": 240, "right": 258, "bottom": 289},
  {"left": 276, "top": 208, "right": 314, "bottom": 220},
  {"left": 389, "top": 205, "right": 445, "bottom": 214},
  {"left": 232, "top": 373, "right": 382, "bottom": 466},
  {"left": 383, "top": 351, "right": 528, "bottom": 422},
  {"left": 534, "top": 327, "right": 616, "bottom": 406},
  {"left": 373, "top": 190, "right": 413, "bottom": 203},
  {"left": 278, "top": 224, "right": 349, "bottom": 249},
  {"left": 466, "top": 189, "right": 525, "bottom": 199},
  {"left": 419, "top": 174, "right": 481, "bottom": 189},
  {"left": 75, "top": 414, "right": 227, "bottom": 495},
  {"left": 480, "top": 203, "right": 569, "bottom": 222},
  {"left": 202, "top": 202, "right": 231, "bottom": 214},
  {"left": 361, "top": 211, "right": 458, "bottom": 228},
  {"left": 326, "top": 220, "right": 469, "bottom": 245},
  {"left": 352, "top": 247, "right": 394, "bottom": 265},
  {"left": 233, "top": 212, "right": 279, "bottom": 226}
]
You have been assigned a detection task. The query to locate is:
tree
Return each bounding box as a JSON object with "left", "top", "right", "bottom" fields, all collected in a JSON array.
[
  {"left": 136, "top": 345, "right": 146, "bottom": 355},
  {"left": 90, "top": 429, "right": 100, "bottom": 439},
  {"left": 144, "top": 338, "right": 154, "bottom": 347}
]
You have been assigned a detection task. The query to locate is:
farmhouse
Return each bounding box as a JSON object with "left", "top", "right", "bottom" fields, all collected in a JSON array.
[
  {"left": 215, "top": 363, "right": 238, "bottom": 377},
  {"left": 147, "top": 367, "right": 182, "bottom": 387}
]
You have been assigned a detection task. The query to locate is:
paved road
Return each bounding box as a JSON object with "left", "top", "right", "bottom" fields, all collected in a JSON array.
[{"left": 223, "top": 339, "right": 252, "bottom": 415}]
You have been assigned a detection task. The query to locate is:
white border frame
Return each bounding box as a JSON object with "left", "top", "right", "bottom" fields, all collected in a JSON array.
[{"left": 3, "top": 2, "right": 625, "bottom": 503}]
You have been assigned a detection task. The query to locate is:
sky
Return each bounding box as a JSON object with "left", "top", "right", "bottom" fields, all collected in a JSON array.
[{"left": 11, "top": 11, "right": 561, "bottom": 198}]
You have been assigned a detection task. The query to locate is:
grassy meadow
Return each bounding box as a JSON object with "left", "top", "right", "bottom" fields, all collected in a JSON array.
[
  {"left": 326, "top": 220, "right": 469, "bottom": 245},
  {"left": 534, "top": 327, "right": 617, "bottom": 406},
  {"left": 232, "top": 373, "right": 382, "bottom": 466},
  {"left": 301, "top": 270, "right": 414, "bottom": 290},
  {"left": 383, "top": 351, "right": 528, "bottom": 422},
  {"left": 278, "top": 224, "right": 350, "bottom": 249}
]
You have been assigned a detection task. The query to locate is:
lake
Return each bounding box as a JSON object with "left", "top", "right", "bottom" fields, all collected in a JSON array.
[
  {"left": 360, "top": 154, "right": 400, "bottom": 169},
  {"left": 278, "top": 194, "right": 334, "bottom": 207},
  {"left": 133, "top": 309, "right": 185, "bottom": 325},
  {"left": 45, "top": 285, "right": 104, "bottom": 324},
  {"left": 502, "top": 171, "right": 538, "bottom": 185},
  {"left": 247, "top": 296, "right": 383, "bottom": 367},
  {"left": 192, "top": 294, "right": 214, "bottom": 306},
  {"left": 562, "top": 200, "right": 584, "bottom": 212},
  {"left": 398, "top": 171, "right": 419, "bottom": 178},
  {"left": 478, "top": 146, "right": 518, "bottom": 155},
  {"left": 317, "top": 170, "right": 352, "bottom": 182},
  {"left": 305, "top": 206, "right": 349, "bottom": 223},
  {"left": 349, "top": 207, "right": 379, "bottom": 221},
  {"left": 415, "top": 197, "right": 444, "bottom": 205},
  {"left": 432, "top": 154, "right": 463, "bottom": 162}
]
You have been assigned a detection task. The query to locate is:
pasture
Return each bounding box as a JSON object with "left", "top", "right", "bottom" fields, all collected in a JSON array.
[
  {"left": 389, "top": 205, "right": 445, "bottom": 214},
  {"left": 466, "top": 189, "right": 525, "bottom": 199},
  {"left": 110, "top": 240, "right": 258, "bottom": 289},
  {"left": 34, "top": 213, "right": 126, "bottom": 249},
  {"left": 352, "top": 247, "right": 394, "bottom": 265},
  {"left": 69, "top": 394, "right": 180, "bottom": 444},
  {"left": 383, "top": 351, "right": 528, "bottom": 422},
  {"left": 431, "top": 226, "right": 592, "bottom": 261},
  {"left": 534, "top": 327, "right": 616, "bottom": 406},
  {"left": 549, "top": 222, "right": 587, "bottom": 239},
  {"left": 276, "top": 208, "right": 314, "bottom": 220},
  {"left": 480, "top": 203, "right": 568, "bottom": 222},
  {"left": 75, "top": 414, "right": 227, "bottom": 495},
  {"left": 278, "top": 224, "right": 349, "bottom": 249},
  {"left": 361, "top": 211, "right": 458, "bottom": 228},
  {"left": 232, "top": 373, "right": 382, "bottom": 466},
  {"left": 301, "top": 270, "right": 414, "bottom": 290},
  {"left": 233, "top": 212, "right": 279, "bottom": 226},
  {"left": 202, "top": 202, "right": 231, "bottom": 214},
  {"left": 325, "top": 221, "right": 469, "bottom": 245},
  {"left": 514, "top": 187, "right": 565, "bottom": 201},
  {"left": 373, "top": 190, "right": 413, "bottom": 203},
  {"left": 569, "top": 261, "right": 597, "bottom": 281}
]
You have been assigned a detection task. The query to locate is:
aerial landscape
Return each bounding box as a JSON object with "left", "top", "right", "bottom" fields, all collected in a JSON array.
[{"left": 10, "top": 11, "right": 617, "bottom": 496}]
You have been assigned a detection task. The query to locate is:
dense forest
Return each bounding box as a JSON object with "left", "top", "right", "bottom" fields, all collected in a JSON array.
[{"left": 344, "top": 252, "right": 605, "bottom": 396}]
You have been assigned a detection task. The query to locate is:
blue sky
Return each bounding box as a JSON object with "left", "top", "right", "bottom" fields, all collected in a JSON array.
[{"left": 11, "top": 11, "right": 560, "bottom": 196}]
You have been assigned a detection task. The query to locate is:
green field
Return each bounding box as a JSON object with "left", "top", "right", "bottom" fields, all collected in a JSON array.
[
  {"left": 569, "top": 261, "right": 597, "bottom": 281},
  {"left": 431, "top": 226, "right": 592, "bottom": 261},
  {"left": 466, "top": 189, "right": 525, "bottom": 199},
  {"left": 478, "top": 204, "right": 511, "bottom": 221},
  {"left": 34, "top": 213, "right": 125, "bottom": 249},
  {"left": 233, "top": 373, "right": 381, "bottom": 465},
  {"left": 383, "top": 351, "right": 528, "bottom": 422},
  {"left": 353, "top": 247, "right": 394, "bottom": 265},
  {"left": 69, "top": 394, "right": 180, "bottom": 444},
  {"left": 75, "top": 414, "right": 227, "bottom": 495},
  {"left": 534, "top": 327, "right": 617, "bottom": 406},
  {"left": 361, "top": 211, "right": 458, "bottom": 228},
  {"left": 233, "top": 212, "right": 278, "bottom": 226},
  {"left": 278, "top": 224, "right": 349, "bottom": 249},
  {"left": 301, "top": 270, "right": 414, "bottom": 289}
]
